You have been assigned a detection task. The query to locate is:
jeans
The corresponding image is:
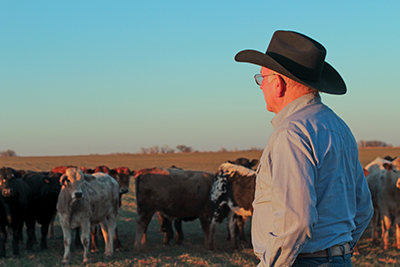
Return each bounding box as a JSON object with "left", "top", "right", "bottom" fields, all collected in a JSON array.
[{"left": 292, "top": 254, "right": 352, "bottom": 267}]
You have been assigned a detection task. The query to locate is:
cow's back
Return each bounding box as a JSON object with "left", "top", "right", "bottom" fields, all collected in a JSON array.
[
  {"left": 83, "top": 173, "right": 119, "bottom": 224},
  {"left": 57, "top": 173, "right": 119, "bottom": 227},
  {"left": 136, "top": 168, "right": 214, "bottom": 218}
]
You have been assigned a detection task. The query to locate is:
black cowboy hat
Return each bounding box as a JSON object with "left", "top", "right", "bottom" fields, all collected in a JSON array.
[{"left": 235, "top": 30, "right": 346, "bottom": 95}]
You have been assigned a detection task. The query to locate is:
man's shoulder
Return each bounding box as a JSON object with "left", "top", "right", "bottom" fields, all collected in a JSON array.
[{"left": 279, "top": 102, "right": 351, "bottom": 137}]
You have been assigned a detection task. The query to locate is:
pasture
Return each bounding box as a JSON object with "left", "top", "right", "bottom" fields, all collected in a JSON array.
[{"left": 0, "top": 148, "right": 400, "bottom": 266}]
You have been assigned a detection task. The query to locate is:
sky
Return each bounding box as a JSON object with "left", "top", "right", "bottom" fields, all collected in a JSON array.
[{"left": 1, "top": 1, "right": 400, "bottom": 156}]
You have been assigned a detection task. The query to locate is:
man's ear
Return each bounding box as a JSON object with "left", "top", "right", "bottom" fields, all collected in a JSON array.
[{"left": 275, "top": 76, "right": 286, "bottom": 97}]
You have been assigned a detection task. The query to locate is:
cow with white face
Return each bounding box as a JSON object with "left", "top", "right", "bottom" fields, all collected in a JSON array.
[
  {"left": 56, "top": 167, "right": 119, "bottom": 264},
  {"left": 366, "top": 159, "right": 400, "bottom": 249},
  {"left": 208, "top": 162, "right": 256, "bottom": 250}
]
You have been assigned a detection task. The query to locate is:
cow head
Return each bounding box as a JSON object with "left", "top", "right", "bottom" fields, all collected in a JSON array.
[
  {"left": 0, "top": 167, "right": 21, "bottom": 197},
  {"left": 111, "top": 167, "right": 131, "bottom": 195},
  {"left": 228, "top": 157, "right": 258, "bottom": 170},
  {"left": 393, "top": 158, "right": 400, "bottom": 171},
  {"left": 94, "top": 165, "right": 110, "bottom": 174},
  {"left": 60, "top": 167, "right": 86, "bottom": 199}
]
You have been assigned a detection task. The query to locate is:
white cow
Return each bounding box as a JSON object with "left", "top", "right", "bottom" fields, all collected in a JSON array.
[
  {"left": 364, "top": 157, "right": 393, "bottom": 171},
  {"left": 56, "top": 167, "right": 119, "bottom": 264},
  {"left": 366, "top": 160, "right": 400, "bottom": 249}
]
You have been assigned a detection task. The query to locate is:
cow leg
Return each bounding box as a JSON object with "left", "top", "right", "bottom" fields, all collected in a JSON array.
[
  {"left": 12, "top": 223, "right": 23, "bottom": 256},
  {"left": 199, "top": 216, "right": 211, "bottom": 250},
  {"left": 99, "top": 220, "right": 110, "bottom": 256},
  {"left": 228, "top": 211, "right": 239, "bottom": 250},
  {"left": 371, "top": 209, "right": 379, "bottom": 244},
  {"left": 157, "top": 212, "right": 164, "bottom": 231},
  {"left": 108, "top": 217, "right": 116, "bottom": 257},
  {"left": 174, "top": 219, "right": 184, "bottom": 245},
  {"left": 60, "top": 225, "right": 72, "bottom": 264},
  {"left": 80, "top": 222, "right": 91, "bottom": 264},
  {"left": 160, "top": 217, "right": 173, "bottom": 245},
  {"left": 40, "top": 223, "right": 50, "bottom": 250},
  {"left": 90, "top": 225, "right": 99, "bottom": 252},
  {"left": 74, "top": 227, "right": 82, "bottom": 247},
  {"left": 48, "top": 211, "right": 56, "bottom": 239},
  {"left": 113, "top": 228, "right": 123, "bottom": 251},
  {"left": 0, "top": 225, "right": 6, "bottom": 258},
  {"left": 237, "top": 216, "right": 246, "bottom": 241},
  {"left": 134, "top": 211, "right": 154, "bottom": 250},
  {"left": 396, "top": 218, "right": 400, "bottom": 249},
  {"left": 101, "top": 214, "right": 116, "bottom": 258},
  {"left": 381, "top": 213, "right": 392, "bottom": 250},
  {"left": 208, "top": 217, "right": 218, "bottom": 250},
  {"left": 25, "top": 219, "right": 36, "bottom": 251}
]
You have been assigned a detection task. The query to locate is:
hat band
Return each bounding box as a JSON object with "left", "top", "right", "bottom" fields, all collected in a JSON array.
[{"left": 268, "top": 52, "right": 323, "bottom": 82}]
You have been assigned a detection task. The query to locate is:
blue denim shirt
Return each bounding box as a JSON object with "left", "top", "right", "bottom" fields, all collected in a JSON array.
[{"left": 252, "top": 94, "right": 373, "bottom": 267}]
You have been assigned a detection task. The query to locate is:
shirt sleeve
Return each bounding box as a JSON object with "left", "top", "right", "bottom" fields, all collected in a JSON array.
[
  {"left": 350, "top": 163, "right": 373, "bottom": 249},
  {"left": 261, "top": 129, "right": 318, "bottom": 266}
]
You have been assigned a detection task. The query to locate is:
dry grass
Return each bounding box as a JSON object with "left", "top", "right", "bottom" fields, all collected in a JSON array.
[{"left": 0, "top": 148, "right": 399, "bottom": 266}]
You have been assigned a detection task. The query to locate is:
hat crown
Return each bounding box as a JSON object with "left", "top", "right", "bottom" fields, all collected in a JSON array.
[{"left": 266, "top": 31, "right": 326, "bottom": 82}]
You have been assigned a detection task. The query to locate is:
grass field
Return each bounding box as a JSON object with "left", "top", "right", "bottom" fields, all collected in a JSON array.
[{"left": 0, "top": 148, "right": 400, "bottom": 266}]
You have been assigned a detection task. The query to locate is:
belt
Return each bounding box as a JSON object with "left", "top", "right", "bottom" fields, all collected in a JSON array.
[{"left": 297, "top": 243, "right": 351, "bottom": 258}]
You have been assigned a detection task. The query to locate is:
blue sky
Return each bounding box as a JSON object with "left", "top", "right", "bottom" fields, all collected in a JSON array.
[{"left": 1, "top": 1, "right": 399, "bottom": 156}]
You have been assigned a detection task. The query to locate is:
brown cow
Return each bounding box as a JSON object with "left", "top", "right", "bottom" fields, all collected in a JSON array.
[
  {"left": 56, "top": 167, "right": 119, "bottom": 264},
  {"left": 51, "top": 165, "right": 76, "bottom": 174},
  {"left": 134, "top": 167, "right": 214, "bottom": 250}
]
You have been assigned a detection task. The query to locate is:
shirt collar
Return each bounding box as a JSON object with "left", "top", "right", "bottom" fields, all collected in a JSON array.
[{"left": 271, "top": 93, "right": 322, "bottom": 129}]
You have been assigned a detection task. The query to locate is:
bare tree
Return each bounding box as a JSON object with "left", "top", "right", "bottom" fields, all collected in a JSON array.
[
  {"left": 176, "top": 145, "right": 193, "bottom": 153},
  {"left": 0, "top": 149, "right": 17, "bottom": 157},
  {"left": 160, "top": 145, "right": 175, "bottom": 154},
  {"left": 219, "top": 147, "right": 227, "bottom": 152},
  {"left": 148, "top": 146, "right": 159, "bottom": 154},
  {"left": 140, "top": 147, "right": 149, "bottom": 154}
]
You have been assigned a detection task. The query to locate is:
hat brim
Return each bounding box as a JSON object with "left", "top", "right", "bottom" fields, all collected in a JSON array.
[{"left": 235, "top": 49, "right": 346, "bottom": 95}]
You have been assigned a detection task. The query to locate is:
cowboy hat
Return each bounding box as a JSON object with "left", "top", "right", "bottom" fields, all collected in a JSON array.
[{"left": 234, "top": 30, "right": 346, "bottom": 95}]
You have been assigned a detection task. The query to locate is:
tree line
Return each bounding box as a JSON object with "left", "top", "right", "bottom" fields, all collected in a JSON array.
[
  {"left": 357, "top": 140, "right": 392, "bottom": 148},
  {"left": 140, "top": 145, "right": 193, "bottom": 155}
]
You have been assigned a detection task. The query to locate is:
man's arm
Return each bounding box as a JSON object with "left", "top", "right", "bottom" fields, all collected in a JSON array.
[
  {"left": 261, "top": 129, "right": 318, "bottom": 266},
  {"left": 350, "top": 162, "right": 373, "bottom": 249}
]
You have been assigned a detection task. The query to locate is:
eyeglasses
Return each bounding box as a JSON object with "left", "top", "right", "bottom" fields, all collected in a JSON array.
[{"left": 254, "top": 73, "right": 286, "bottom": 86}]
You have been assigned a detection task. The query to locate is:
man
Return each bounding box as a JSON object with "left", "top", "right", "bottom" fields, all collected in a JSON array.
[{"left": 234, "top": 30, "right": 373, "bottom": 266}]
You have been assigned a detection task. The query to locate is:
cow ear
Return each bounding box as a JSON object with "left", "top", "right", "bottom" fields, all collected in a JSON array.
[
  {"left": 13, "top": 169, "right": 22, "bottom": 178},
  {"left": 250, "top": 159, "right": 259, "bottom": 168},
  {"left": 60, "top": 175, "right": 68, "bottom": 186},
  {"left": 83, "top": 174, "right": 96, "bottom": 182},
  {"left": 383, "top": 163, "right": 393, "bottom": 171}
]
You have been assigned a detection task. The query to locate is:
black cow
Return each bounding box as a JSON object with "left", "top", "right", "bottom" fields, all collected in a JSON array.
[
  {"left": 22, "top": 171, "right": 62, "bottom": 251},
  {"left": 208, "top": 162, "right": 257, "bottom": 250},
  {"left": 0, "top": 167, "right": 31, "bottom": 257}
]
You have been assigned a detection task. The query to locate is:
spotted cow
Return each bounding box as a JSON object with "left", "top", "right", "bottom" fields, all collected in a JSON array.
[{"left": 208, "top": 162, "right": 256, "bottom": 250}]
